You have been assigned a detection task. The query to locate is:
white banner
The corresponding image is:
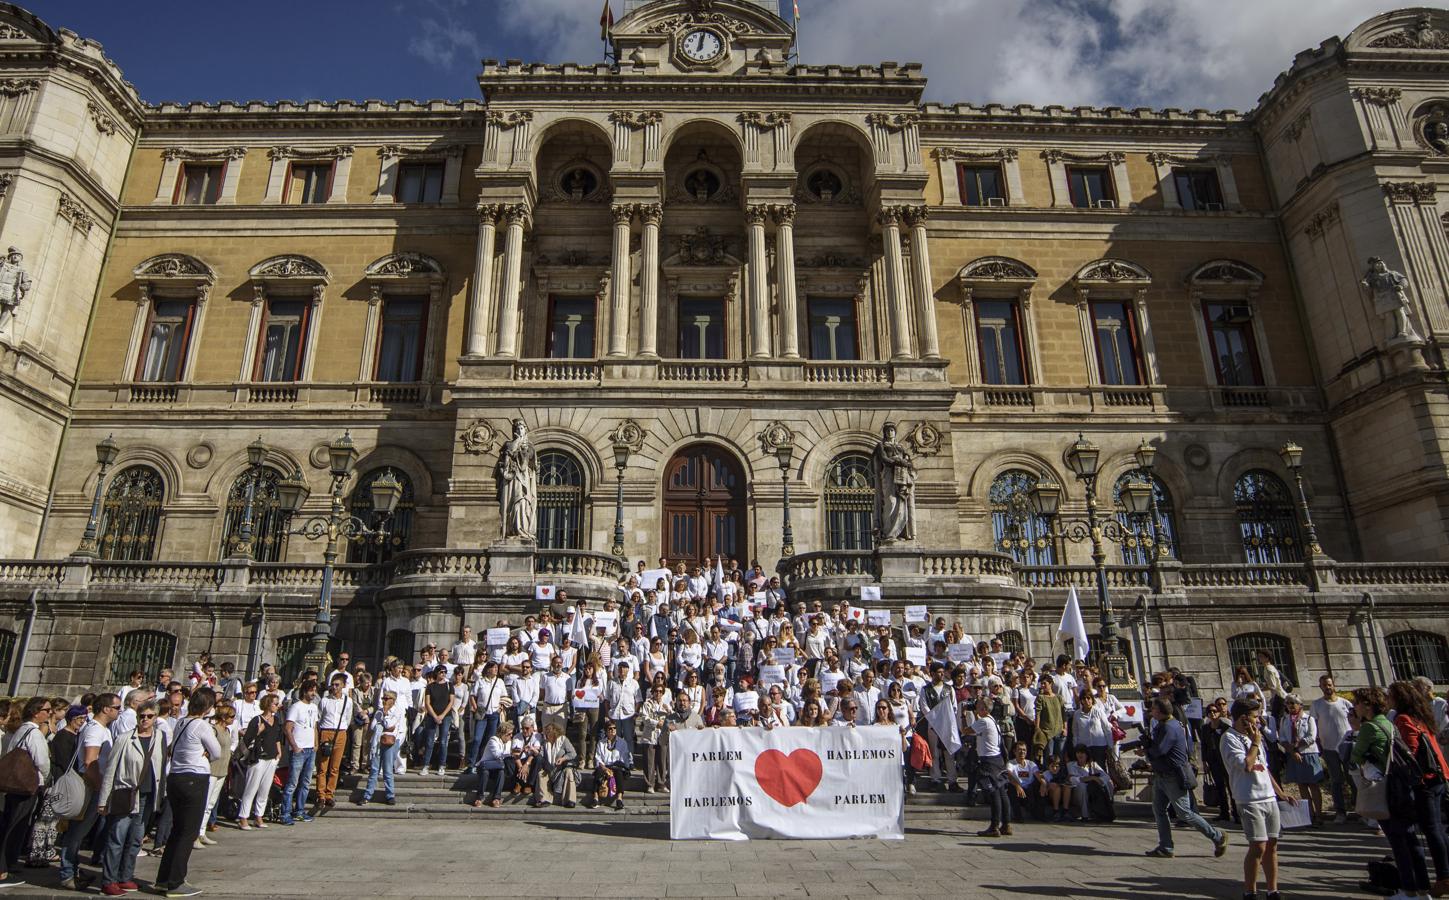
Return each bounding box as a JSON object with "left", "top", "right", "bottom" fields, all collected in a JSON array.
[{"left": 669, "top": 726, "right": 905, "bottom": 841}]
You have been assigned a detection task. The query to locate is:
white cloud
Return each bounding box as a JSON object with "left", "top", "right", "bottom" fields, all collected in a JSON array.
[
  {"left": 406, "top": 0, "right": 484, "bottom": 70},
  {"left": 481, "top": 0, "right": 1410, "bottom": 111}
]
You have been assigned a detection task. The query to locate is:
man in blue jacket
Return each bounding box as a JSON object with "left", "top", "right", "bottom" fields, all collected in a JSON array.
[{"left": 1142, "top": 696, "right": 1229, "bottom": 859}]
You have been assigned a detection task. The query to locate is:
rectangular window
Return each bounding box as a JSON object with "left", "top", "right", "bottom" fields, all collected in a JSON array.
[
  {"left": 678, "top": 297, "right": 725, "bottom": 360},
  {"left": 374, "top": 297, "right": 427, "bottom": 382},
  {"left": 1091, "top": 300, "right": 1143, "bottom": 386},
  {"left": 175, "top": 163, "right": 223, "bottom": 206},
  {"left": 395, "top": 162, "right": 445, "bottom": 203},
  {"left": 255, "top": 298, "right": 310, "bottom": 382},
  {"left": 137, "top": 299, "right": 196, "bottom": 382},
  {"left": 1172, "top": 167, "right": 1224, "bottom": 211},
  {"left": 1067, "top": 166, "right": 1115, "bottom": 208},
  {"left": 974, "top": 299, "right": 1027, "bottom": 385},
  {"left": 958, "top": 165, "right": 1006, "bottom": 206},
  {"left": 1203, "top": 302, "right": 1263, "bottom": 386},
  {"left": 546, "top": 296, "right": 597, "bottom": 359},
  {"left": 807, "top": 297, "right": 859, "bottom": 361},
  {"left": 284, "top": 163, "right": 333, "bottom": 204}
]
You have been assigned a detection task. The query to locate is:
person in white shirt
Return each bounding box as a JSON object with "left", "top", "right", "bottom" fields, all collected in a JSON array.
[
  {"left": 605, "top": 662, "right": 640, "bottom": 750},
  {"left": 510, "top": 659, "right": 541, "bottom": 724},
  {"left": 529, "top": 629, "right": 559, "bottom": 672},
  {"left": 539, "top": 656, "right": 574, "bottom": 727},
  {"left": 153, "top": 691, "right": 220, "bottom": 897},
  {"left": 1071, "top": 692, "right": 1114, "bottom": 766},
  {"left": 467, "top": 661, "right": 508, "bottom": 774},
  {"left": 473, "top": 720, "right": 515, "bottom": 808},
  {"left": 326, "top": 651, "right": 354, "bottom": 691},
  {"left": 1066, "top": 746, "right": 1112, "bottom": 821},
  {"left": 111, "top": 689, "right": 146, "bottom": 742},
  {"left": 1221, "top": 697, "right": 1291, "bottom": 900},
  {"left": 0, "top": 699, "right": 50, "bottom": 889},
  {"left": 1309, "top": 674, "right": 1354, "bottom": 824},
  {"left": 58, "top": 693, "right": 119, "bottom": 889},
  {"left": 1276, "top": 693, "right": 1323, "bottom": 824},
  {"left": 852, "top": 671, "right": 882, "bottom": 725},
  {"left": 279, "top": 681, "right": 320, "bottom": 824},
  {"left": 1005, "top": 741, "right": 1043, "bottom": 823},
  {"left": 517, "top": 616, "right": 541, "bottom": 647},
  {"left": 452, "top": 627, "right": 478, "bottom": 668},
  {"left": 969, "top": 697, "right": 1010, "bottom": 837},
  {"left": 590, "top": 720, "right": 632, "bottom": 810},
  {"left": 233, "top": 682, "right": 261, "bottom": 737},
  {"left": 359, "top": 692, "right": 404, "bottom": 806},
  {"left": 731, "top": 676, "right": 760, "bottom": 726}
]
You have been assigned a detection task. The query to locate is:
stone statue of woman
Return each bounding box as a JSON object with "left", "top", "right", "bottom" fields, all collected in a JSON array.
[
  {"left": 497, "top": 419, "right": 538, "bottom": 542},
  {"left": 873, "top": 422, "right": 917, "bottom": 544}
]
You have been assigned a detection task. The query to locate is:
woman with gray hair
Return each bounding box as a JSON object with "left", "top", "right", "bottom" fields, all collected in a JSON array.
[
  {"left": 1275, "top": 693, "right": 1324, "bottom": 825},
  {"left": 97, "top": 698, "right": 166, "bottom": 894}
]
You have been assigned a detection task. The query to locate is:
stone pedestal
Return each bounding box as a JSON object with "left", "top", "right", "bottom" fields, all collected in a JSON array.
[
  {"left": 876, "top": 543, "right": 923, "bottom": 578},
  {"left": 488, "top": 539, "right": 536, "bottom": 579}
]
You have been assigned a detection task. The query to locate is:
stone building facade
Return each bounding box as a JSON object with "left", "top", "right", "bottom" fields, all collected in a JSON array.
[{"left": 1, "top": 0, "right": 1449, "bottom": 696}]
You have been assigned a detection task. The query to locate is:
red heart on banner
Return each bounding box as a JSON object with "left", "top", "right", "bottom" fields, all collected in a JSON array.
[
  {"left": 1124, "top": 704, "right": 1138, "bottom": 717},
  {"left": 754, "top": 749, "right": 823, "bottom": 808},
  {"left": 575, "top": 690, "right": 586, "bottom": 699}
]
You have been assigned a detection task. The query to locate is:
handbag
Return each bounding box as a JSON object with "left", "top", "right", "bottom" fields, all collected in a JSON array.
[
  {"left": 0, "top": 724, "right": 41, "bottom": 796},
  {"left": 49, "top": 732, "right": 89, "bottom": 821},
  {"left": 1354, "top": 722, "right": 1393, "bottom": 821}
]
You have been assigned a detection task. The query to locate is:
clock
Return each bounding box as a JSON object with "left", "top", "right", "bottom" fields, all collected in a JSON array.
[{"left": 679, "top": 28, "right": 724, "bottom": 62}]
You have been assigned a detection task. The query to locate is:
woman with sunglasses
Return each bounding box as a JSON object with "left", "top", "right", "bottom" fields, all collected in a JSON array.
[
  {"left": 360, "top": 692, "right": 403, "bottom": 806},
  {"left": 238, "top": 695, "right": 282, "bottom": 830},
  {"left": 97, "top": 699, "right": 166, "bottom": 895}
]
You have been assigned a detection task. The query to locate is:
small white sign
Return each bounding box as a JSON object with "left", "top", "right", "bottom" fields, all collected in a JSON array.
[
  {"left": 1184, "top": 698, "right": 1204, "bottom": 719},
  {"left": 860, "top": 585, "right": 883, "bottom": 604},
  {"left": 844, "top": 606, "right": 866, "bottom": 625},
  {"left": 946, "top": 643, "right": 973, "bottom": 663},
  {"left": 1115, "top": 699, "right": 1144, "bottom": 725},
  {"left": 1279, "top": 798, "right": 1312, "bottom": 829},
  {"left": 904, "top": 605, "right": 929, "bottom": 624},
  {"left": 749, "top": 592, "right": 768, "bottom": 609},
  {"left": 867, "top": 609, "right": 892, "bottom": 627},
  {"left": 486, "top": 627, "right": 510, "bottom": 647},
  {"left": 734, "top": 692, "right": 759, "bottom": 712},
  {"left": 640, "top": 568, "right": 673, "bottom": 591},
  {"left": 772, "top": 647, "right": 797, "bottom": 666},
  {"left": 573, "top": 685, "right": 601, "bottom": 710},
  {"left": 821, "top": 672, "right": 844, "bottom": 694},
  {"left": 758, "top": 665, "right": 787, "bottom": 685},
  {"left": 593, "top": 610, "right": 618, "bottom": 632},
  {"left": 535, "top": 585, "right": 556, "bottom": 601},
  {"left": 905, "top": 646, "right": 927, "bottom": 666}
]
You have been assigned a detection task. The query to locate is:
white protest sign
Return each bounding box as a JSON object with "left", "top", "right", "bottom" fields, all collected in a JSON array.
[
  {"left": 641, "top": 568, "right": 673, "bottom": 590},
  {"left": 749, "top": 592, "right": 768, "bottom": 609},
  {"left": 867, "top": 609, "right": 891, "bottom": 627},
  {"left": 573, "top": 685, "right": 601, "bottom": 709},
  {"left": 1278, "top": 799, "right": 1312, "bottom": 829},
  {"left": 946, "top": 643, "right": 973, "bottom": 664},
  {"left": 905, "top": 646, "right": 927, "bottom": 666},
  {"left": 535, "top": 585, "right": 556, "bottom": 602},
  {"left": 734, "top": 692, "right": 759, "bottom": 713},
  {"left": 860, "top": 585, "right": 882, "bottom": 604},
  {"left": 1114, "top": 698, "right": 1144, "bottom": 725},
  {"left": 844, "top": 607, "right": 866, "bottom": 625},
  {"left": 759, "top": 665, "right": 787, "bottom": 686},
  {"left": 1184, "top": 698, "right": 1204, "bottom": 719},
  {"left": 670, "top": 726, "right": 905, "bottom": 840},
  {"left": 904, "top": 605, "right": 929, "bottom": 624},
  {"left": 593, "top": 610, "right": 618, "bottom": 632},
  {"left": 821, "top": 672, "right": 844, "bottom": 694},
  {"left": 772, "top": 647, "right": 797, "bottom": 666},
  {"left": 486, "top": 627, "right": 510, "bottom": 647}
]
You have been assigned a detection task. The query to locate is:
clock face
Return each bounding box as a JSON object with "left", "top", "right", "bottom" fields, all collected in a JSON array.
[{"left": 680, "top": 29, "right": 723, "bottom": 62}]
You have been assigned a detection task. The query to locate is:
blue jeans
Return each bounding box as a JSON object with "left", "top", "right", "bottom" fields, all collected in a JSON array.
[
  {"left": 469, "top": 712, "right": 500, "bottom": 769},
  {"left": 281, "top": 748, "right": 316, "bottom": 821},
  {"left": 58, "top": 796, "right": 102, "bottom": 880},
  {"left": 421, "top": 716, "right": 453, "bottom": 770},
  {"left": 1385, "top": 816, "right": 1430, "bottom": 892},
  {"left": 1417, "top": 780, "right": 1449, "bottom": 881},
  {"left": 479, "top": 760, "right": 505, "bottom": 800},
  {"left": 1321, "top": 749, "right": 1351, "bottom": 815},
  {"left": 365, "top": 741, "right": 399, "bottom": 801},
  {"left": 1042, "top": 735, "right": 1066, "bottom": 763},
  {"left": 101, "top": 793, "right": 153, "bottom": 886},
  {"left": 1151, "top": 777, "right": 1222, "bottom": 852}
]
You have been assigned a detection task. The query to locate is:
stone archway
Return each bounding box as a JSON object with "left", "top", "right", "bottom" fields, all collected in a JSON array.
[{"left": 661, "top": 443, "right": 747, "bottom": 566}]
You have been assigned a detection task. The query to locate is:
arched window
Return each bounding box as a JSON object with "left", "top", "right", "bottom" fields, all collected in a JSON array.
[
  {"left": 1387, "top": 631, "right": 1449, "bottom": 683},
  {"left": 537, "top": 451, "right": 584, "bottom": 550},
  {"left": 1114, "top": 471, "right": 1178, "bottom": 565},
  {"left": 991, "top": 470, "right": 1056, "bottom": 566},
  {"left": 995, "top": 630, "right": 1024, "bottom": 655},
  {"left": 1235, "top": 470, "right": 1301, "bottom": 564},
  {"left": 824, "top": 453, "right": 876, "bottom": 551},
  {"left": 1227, "top": 632, "right": 1298, "bottom": 689},
  {"left": 109, "top": 630, "right": 177, "bottom": 686},
  {"left": 219, "top": 467, "right": 288, "bottom": 562},
  {"left": 386, "top": 629, "right": 415, "bottom": 663},
  {"left": 348, "top": 468, "right": 415, "bottom": 564},
  {"left": 98, "top": 465, "right": 165, "bottom": 561},
  {"left": 0, "top": 629, "right": 16, "bottom": 685}
]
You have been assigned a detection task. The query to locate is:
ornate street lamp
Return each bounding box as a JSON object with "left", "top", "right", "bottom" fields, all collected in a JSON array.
[
  {"left": 229, "top": 436, "right": 270, "bottom": 559},
  {"left": 775, "top": 442, "right": 795, "bottom": 558},
  {"left": 74, "top": 434, "right": 120, "bottom": 557},
  {"left": 1278, "top": 441, "right": 1322, "bottom": 557},
  {"left": 280, "top": 432, "right": 399, "bottom": 665},
  {"left": 1133, "top": 438, "right": 1171, "bottom": 589},
  {"left": 611, "top": 442, "right": 630, "bottom": 558}
]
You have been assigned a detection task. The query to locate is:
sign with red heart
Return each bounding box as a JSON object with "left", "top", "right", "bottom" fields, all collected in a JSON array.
[
  {"left": 535, "top": 585, "right": 555, "bottom": 600},
  {"left": 753, "top": 749, "right": 822, "bottom": 808}
]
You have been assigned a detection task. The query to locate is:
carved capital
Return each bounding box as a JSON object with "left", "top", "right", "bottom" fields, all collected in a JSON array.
[
  {"left": 503, "top": 204, "right": 531, "bottom": 227},
  {"left": 745, "top": 204, "right": 771, "bottom": 226},
  {"left": 771, "top": 203, "right": 796, "bottom": 227},
  {"left": 903, "top": 206, "right": 929, "bottom": 229},
  {"left": 1384, "top": 181, "right": 1438, "bottom": 204},
  {"left": 268, "top": 146, "right": 295, "bottom": 161},
  {"left": 477, "top": 202, "right": 502, "bottom": 225},
  {"left": 876, "top": 206, "right": 904, "bottom": 227},
  {"left": 378, "top": 145, "right": 404, "bottom": 160},
  {"left": 611, "top": 203, "right": 636, "bottom": 225},
  {"left": 639, "top": 203, "right": 663, "bottom": 226},
  {"left": 334, "top": 145, "right": 355, "bottom": 159}
]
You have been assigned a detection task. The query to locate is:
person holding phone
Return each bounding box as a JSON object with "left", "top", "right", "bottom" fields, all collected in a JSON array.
[{"left": 1221, "top": 697, "right": 1293, "bottom": 900}]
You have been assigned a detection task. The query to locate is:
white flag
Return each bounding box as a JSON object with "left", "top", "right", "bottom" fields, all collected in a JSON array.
[
  {"left": 712, "top": 555, "right": 726, "bottom": 599},
  {"left": 1058, "top": 585, "right": 1091, "bottom": 661},
  {"left": 925, "top": 693, "right": 961, "bottom": 755},
  {"left": 567, "top": 609, "right": 587, "bottom": 647}
]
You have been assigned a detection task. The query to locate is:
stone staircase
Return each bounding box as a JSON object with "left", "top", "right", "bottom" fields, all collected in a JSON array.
[{"left": 316, "top": 769, "right": 976, "bottom": 822}]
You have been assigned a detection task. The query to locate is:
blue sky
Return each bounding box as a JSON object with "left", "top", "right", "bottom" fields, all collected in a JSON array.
[{"left": 28, "top": 0, "right": 1406, "bottom": 111}]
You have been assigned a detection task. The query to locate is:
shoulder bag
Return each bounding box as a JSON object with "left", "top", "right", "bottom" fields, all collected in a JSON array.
[
  {"left": 1354, "top": 722, "right": 1393, "bottom": 821},
  {"left": 0, "top": 724, "right": 41, "bottom": 796},
  {"left": 49, "top": 730, "right": 90, "bottom": 821}
]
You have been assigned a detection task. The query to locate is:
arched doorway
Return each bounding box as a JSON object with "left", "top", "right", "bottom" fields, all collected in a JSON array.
[{"left": 662, "top": 444, "right": 747, "bottom": 566}]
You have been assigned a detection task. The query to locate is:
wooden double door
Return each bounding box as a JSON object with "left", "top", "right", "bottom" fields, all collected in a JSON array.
[{"left": 662, "top": 444, "right": 747, "bottom": 567}]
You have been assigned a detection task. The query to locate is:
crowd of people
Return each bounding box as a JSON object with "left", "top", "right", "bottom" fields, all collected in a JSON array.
[{"left": 0, "top": 556, "right": 1440, "bottom": 900}]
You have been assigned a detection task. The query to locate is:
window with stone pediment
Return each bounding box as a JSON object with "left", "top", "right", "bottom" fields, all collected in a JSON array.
[
  {"left": 807, "top": 298, "right": 858, "bottom": 361},
  {"left": 284, "top": 162, "right": 333, "bottom": 204},
  {"left": 1067, "top": 166, "right": 1115, "bottom": 208},
  {"left": 137, "top": 299, "right": 197, "bottom": 383},
  {"left": 175, "top": 163, "right": 223, "bottom": 205},
  {"left": 547, "top": 297, "right": 598, "bottom": 359},
  {"left": 958, "top": 165, "right": 1006, "bottom": 206},
  {"left": 678, "top": 297, "right": 726, "bottom": 359},
  {"left": 825, "top": 453, "right": 875, "bottom": 551},
  {"left": 255, "top": 297, "right": 311, "bottom": 382},
  {"left": 374, "top": 297, "right": 428, "bottom": 382},
  {"left": 98, "top": 465, "right": 165, "bottom": 561},
  {"left": 1172, "top": 168, "right": 1223, "bottom": 211},
  {"left": 974, "top": 299, "right": 1027, "bottom": 385},
  {"left": 1090, "top": 300, "right": 1144, "bottom": 385}
]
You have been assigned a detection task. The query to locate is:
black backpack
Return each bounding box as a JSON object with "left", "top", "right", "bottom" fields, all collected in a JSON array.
[{"left": 1387, "top": 730, "right": 1424, "bottom": 809}]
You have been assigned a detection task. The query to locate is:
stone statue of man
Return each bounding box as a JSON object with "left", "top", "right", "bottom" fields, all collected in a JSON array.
[
  {"left": 0, "top": 247, "right": 32, "bottom": 334},
  {"left": 873, "top": 422, "right": 917, "bottom": 544},
  {"left": 1360, "top": 256, "right": 1424, "bottom": 346},
  {"left": 497, "top": 418, "right": 538, "bottom": 542}
]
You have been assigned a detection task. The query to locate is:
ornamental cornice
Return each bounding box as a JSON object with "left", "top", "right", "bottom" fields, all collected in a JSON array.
[
  {"left": 161, "top": 146, "right": 246, "bottom": 162},
  {"left": 931, "top": 147, "right": 1018, "bottom": 162},
  {"left": 609, "top": 110, "right": 661, "bottom": 128},
  {"left": 1383, "top": 181, "right": 1438, "bottom": 204},
  {"left": 57, "top": 193, "right": 95, "bottom": 234},
  {"left": 1043, "top": 148, "right": 1125, "bottom": 164},
  {"left": 1351, "top": 87, "right": 1403, "bottom": 105},
  {"left": 86, "top": 100, "right": 118, "bottom": 136}
]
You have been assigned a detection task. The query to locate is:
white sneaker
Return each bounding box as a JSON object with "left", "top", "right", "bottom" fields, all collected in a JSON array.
[
  {"left": 907, "top": 783, "right": 917, "bottom": 795},
  {"left": 199, "top": 834, "right": 217, "bottom": 846},
  {"left": 192, "top": 838, "right": 205, "bottom": 850},
  {"left": 643, "top": 787, "right": 654, "bottom": 794},
  {"left": 419, "top": 767, "right": 431, "bottom": 776},
  {"left": 238, "top": 822, "right": 251, "bottom": 831}
]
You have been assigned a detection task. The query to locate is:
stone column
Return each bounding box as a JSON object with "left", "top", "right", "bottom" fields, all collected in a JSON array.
[
  {"left": 638, "top": 203, "right": 662, "bottom": 358},
  {"left": 466, "top": 204, "right": 499, "bottom": 357},
  {"left": 608, "top": 203, "right": 635, "bottom": 357},
  {"left": 879, "top": 206, "right": 914, "bottom": 360},
  {"left": 905, "top": 206, "right": 940, "bottom": 360},
  {"left": 493, "top": 205, "right": 528, "bottom": 359},
  {"left": 773, "top": 204, "right": 800, "bottom": 358},
  {"left": 747, "top": 204, "right": 772, "bottom": 359}
]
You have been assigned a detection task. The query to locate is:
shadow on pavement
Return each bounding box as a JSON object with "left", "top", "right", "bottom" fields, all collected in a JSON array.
[{"left": 529, "top": 820, "right": 672, "bottom": 840}]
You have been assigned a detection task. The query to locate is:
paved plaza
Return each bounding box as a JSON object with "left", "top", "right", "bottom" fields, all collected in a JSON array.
[{"left": 0, "top": 806, "right": 1388, "bottom": 899}]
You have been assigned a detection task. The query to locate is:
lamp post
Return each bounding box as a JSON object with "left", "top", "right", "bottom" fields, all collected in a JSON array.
[
  {"left": 775, "top": 442, "right": 795, "bottom": 558},
  {"left": 229, "top": 436, "right": 270, "bottom": 559},
  {"left": 611, "top": 442, "right": 629, "bottom": 558},
  {"left": 1132, "top": 439, "right": 1169, "bottom": 590},
  {"left": 1277, "top": 441, "right": 1322, "bottom": 557},
  {"left": 1028, "top": 435, "right": 1153, "bottom": 687},
  {"left": 278, "top": 432, "right": 401, "bottom": 666},
  {"left": 73, "top": 434, "right": 120, "bottom": 557}
]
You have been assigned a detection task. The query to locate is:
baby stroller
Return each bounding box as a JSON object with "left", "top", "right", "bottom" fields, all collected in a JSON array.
[{"left": 264, "top": 764, "right": 288, "bottom": 822}]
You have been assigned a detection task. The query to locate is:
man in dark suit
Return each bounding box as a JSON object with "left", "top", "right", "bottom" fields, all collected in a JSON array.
[{"left": 1142, "top": 697, "right": 1229, "bottom": 859}]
